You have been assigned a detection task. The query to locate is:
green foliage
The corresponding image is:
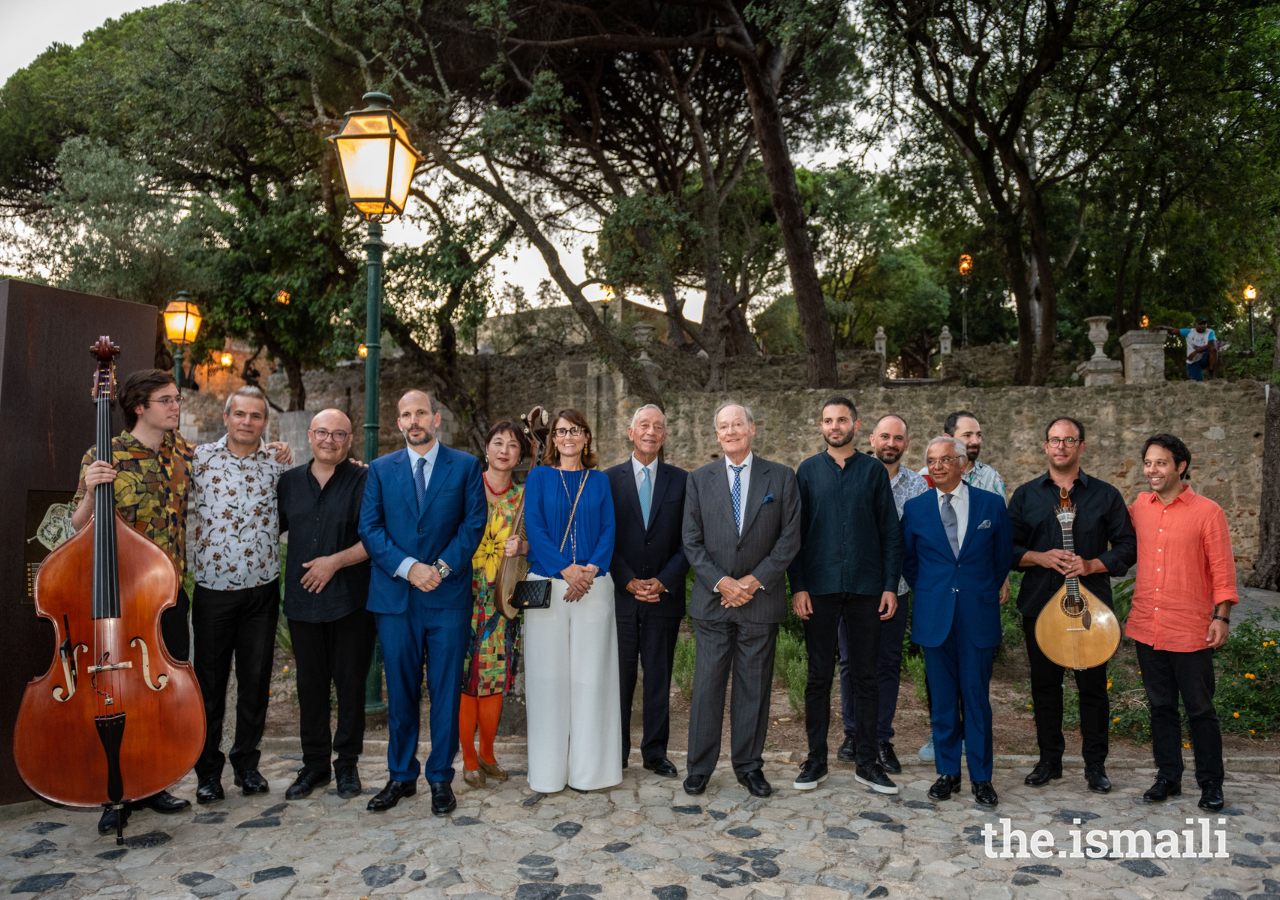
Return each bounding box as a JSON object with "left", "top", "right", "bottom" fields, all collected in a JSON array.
[
  {"left": 995, "top": 572, "right": 1025, "bottom": 661},
  {"left": 774, "top": 629, "right": 809, "bottom": 715},
  {"left": 1213, "top": 611, "right": 1280, "bottom": 737},
  {"left": 276, "top": 544, "right": 293, "bottom": 655},
  {"left": 902, "top": 652, "right": 928, "bottom": 705},
  {"left": 672, "top": 632, "right": 696, "bottom": 700}
]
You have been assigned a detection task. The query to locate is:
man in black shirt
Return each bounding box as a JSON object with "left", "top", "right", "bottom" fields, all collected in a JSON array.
[
  {"left": 788, "top": 397, "right": 904, "bottom": 794},
  {"left": 1009, "top": 416, "right": 1136, "bottom": 794},
  {"left": 277, "top": 409, "right": 375, "bottom": 800}
]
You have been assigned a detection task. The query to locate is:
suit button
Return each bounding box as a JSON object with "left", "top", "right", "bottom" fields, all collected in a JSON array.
[
  {"left": 955, "top": 563, "right": 960, "bottom": 568},
  {"left": 417, "top": 529, "right": 423, "bottom": 535}
]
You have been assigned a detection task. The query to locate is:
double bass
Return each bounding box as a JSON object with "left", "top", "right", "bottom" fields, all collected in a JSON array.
[
  {"left": 1033, "top": 486, "right": 1121, "bottom": 670},
  {"left": 14, "top": 338, "right": 205, "bottom": 843}
]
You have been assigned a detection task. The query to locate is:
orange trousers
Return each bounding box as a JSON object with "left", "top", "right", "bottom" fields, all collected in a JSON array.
[{"left": 458, "top": 693, "right": 503, "bottom": 769}]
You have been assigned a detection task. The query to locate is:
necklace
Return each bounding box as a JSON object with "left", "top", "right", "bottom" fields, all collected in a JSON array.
[
  {"left": 557, "top": 467, "right": 588, "bottom": 564},
  {"left": 482, "top": 472, "right": 513, "bottom": 496}
]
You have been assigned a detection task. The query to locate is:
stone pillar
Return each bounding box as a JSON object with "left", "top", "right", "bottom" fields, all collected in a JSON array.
[
  {"left": 277, "top": 410, "right": 314, "bottom": 466},
  {"left": 1119, "top": 330, "right": 1167, "bottom": 385},
  {"left": 1079, "top": 315, "right": 1124, "bottom": 386},
  {"left": 939, "top": 326, "right": 953, "bottom": 355},
  {"left": 874, "top": 326, "right": 887, "bottom": 357}
]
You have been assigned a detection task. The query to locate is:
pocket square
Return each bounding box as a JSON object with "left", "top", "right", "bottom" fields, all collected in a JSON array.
[
  {"left": 977, "top": 519, "right": 992, "bottom": 529},
  {"left": 761, "top": 494, "right": 775, "bottom": 504}
]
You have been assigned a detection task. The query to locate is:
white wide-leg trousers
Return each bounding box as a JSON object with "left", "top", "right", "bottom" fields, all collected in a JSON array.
[{"left": 523, "top": 573, "right": 623, "bottom": 793}]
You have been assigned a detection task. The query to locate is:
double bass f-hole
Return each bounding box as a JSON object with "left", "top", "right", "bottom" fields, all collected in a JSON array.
[{"left": 53, "top": 614, "right": 88, "bottom": 702}]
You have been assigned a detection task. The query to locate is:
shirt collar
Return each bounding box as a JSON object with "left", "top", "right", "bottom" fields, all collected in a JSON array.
[
  {"left": 937, "top": 480, "right": 968, "bottom": 501},
  {"left": 1038, "top": 468, "right": 1091, "bottom": 489},
  {"left": 725, "top": 451, "right": 753, "bottom": 473},
  {"left": 406, "top": 439, "right": 441, "bottom": 467},
  {"left": 118, "top": 429, "right": 175, "bottom": 455},
  {"left": 1146, "top": 483, "right": 1195, "bottom": 506},
  {"left": 214, "top": 432, "right": 269, "bottom": 459},
  {"left": 632, "top": 454, "right": 658, "bottom": 478}
]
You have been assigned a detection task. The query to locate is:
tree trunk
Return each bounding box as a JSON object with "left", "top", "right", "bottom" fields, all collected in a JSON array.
[
  {"left": 731, "top": 37, "right": 837, "bottom": 388},
  {"left": 1247, "top": 310, "right": 1280, "bottom": 590},
  {"left": 281, "top": 354, "right": 306, "bottom": 412}
]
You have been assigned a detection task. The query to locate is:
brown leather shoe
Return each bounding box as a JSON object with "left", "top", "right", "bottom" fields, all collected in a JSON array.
[
  {"left": 462, "top": 768, "right": 485, "bottom": 788},
  {"left": 479, "top": 760, "right": 509, "bottom": 782}
]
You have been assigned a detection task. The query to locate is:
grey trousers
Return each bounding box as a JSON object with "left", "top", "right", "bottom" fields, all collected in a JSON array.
[{"left": 686, "top": 619, "right": 778, "bottom": 776}]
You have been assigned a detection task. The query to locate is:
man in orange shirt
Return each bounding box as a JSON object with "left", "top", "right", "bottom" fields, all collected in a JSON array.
[{"left": 1127, "top": 433, "right": 1237, "bottom": 812}]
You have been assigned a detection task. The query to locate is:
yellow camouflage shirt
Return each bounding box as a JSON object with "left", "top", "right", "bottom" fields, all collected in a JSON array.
[{"left": 73, "top": 430, "right": 194, "bottom": 581}]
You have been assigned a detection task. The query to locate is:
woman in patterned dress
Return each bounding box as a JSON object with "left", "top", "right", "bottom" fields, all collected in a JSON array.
[{"left": 461, "top": 421, "right": 531, "bottom": 787}]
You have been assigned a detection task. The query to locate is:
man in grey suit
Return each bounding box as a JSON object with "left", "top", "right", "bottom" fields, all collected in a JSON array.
[{"left": 681, "top": 402, "right": 802, "bottom": 797}]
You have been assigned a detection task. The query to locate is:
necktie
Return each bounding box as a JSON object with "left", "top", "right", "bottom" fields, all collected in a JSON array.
[
  {"left": 941, "top": 492, "right": 960, "bottom": 557},
  {"left": 731, "top": 463, "right": 746, "bottom": 532},
  {"left": 414, "top": 456, "right": 427, "bottom": 510},
  {"left": 639, "top": 466, "right": 652, "bottom": 529}
]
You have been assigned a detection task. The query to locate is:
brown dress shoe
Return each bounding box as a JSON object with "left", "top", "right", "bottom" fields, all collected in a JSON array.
[
  {"left": 463, "top": 768, "right": 485, "bottom": 788},
  {"left": 479, "top": 760, "right": 509, "bottom": 782}
]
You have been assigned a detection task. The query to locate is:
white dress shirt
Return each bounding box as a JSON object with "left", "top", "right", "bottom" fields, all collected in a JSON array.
[
  {"left": 724, "top": 452, "right": 753, "bottom": 534},
  {"left": 936, "top": 479, "right": 970, "bottom": 552},
  {"left": 632, "top": 454, "right": 659, "bottom": 497},
  {"left": 395, "top": 439, "right": 442, "bottom": 580}
]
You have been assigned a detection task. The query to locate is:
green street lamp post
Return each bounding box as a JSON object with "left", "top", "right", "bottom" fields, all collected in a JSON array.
[
  {"left": 163, "top": 291, "right": 203, "bottom": 396},
  {"left": 329, "top": 92, "right": 423, "bottom": 715}
]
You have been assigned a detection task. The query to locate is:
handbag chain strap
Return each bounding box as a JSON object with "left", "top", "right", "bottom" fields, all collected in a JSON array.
[{"left": 558, "top": 468, "right": 589, "bottom": 562}]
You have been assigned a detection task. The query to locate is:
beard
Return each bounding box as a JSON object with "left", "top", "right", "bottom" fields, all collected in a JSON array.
[
  {"left": 824, "top": 429, "right": 854, "bottom": 448},
  {"left": 966, "top": 444, "right": 980, "bottom": 462},
  {"left": 403, "top": 424, "right": 434, "bottom": 447},
  {"left": 874, "top": 446, "right": 902, "bottom": 464}
]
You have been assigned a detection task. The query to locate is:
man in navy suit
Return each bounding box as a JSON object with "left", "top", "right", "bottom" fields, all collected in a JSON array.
[
  {"left": 605, "top": 404, "right": 689, "bottom": 778},
  {"left": 901, "top": 435, "right": 1012, "bottom": 807},
  {"left": 358, "top": 390, "right": 486, "bottom": 815}
]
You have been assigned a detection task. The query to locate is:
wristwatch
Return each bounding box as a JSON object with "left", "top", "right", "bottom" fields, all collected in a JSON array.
[{"left": 433, "top": 559, "right": 451, "bottom": 580}]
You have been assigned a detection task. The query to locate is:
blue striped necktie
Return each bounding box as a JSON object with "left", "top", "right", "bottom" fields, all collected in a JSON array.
[
  {"left": 731, "top": 464, "right": 746, "bottom": 531},
  {"left": 414, "top": 456, "right": 427, "bottom": 509}
]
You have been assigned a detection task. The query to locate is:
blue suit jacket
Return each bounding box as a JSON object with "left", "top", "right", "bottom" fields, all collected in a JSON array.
[
  {"left": 358, "top": 444, "right": 486, "bottom": 614},
  {"left": 901, "top": 486, "right": 1012, "bottom": 649}
]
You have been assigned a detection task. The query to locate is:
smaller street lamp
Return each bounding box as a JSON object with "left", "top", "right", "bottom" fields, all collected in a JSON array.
[
  {"left": 275, "top": 289, "right": 291, "bottom": 306},
  {"left": 163, "top": 291, "right": 203, "bottom": 395},
  {"left": 1245, "top": 284, "right": 1257, "bottom": 351},
  {"left": 219, "top": 351, "right": 234, "bottom": 369},
  {"left": 357, "top": 343, "right": 369, "bottom": 358},
  {"left": 600, "top": 285, "right": 616, "bottom": 331}
]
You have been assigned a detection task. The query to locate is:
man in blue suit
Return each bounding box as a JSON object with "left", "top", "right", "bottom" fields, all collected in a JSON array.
[
  {"left": 901, "top": 435, "right": 1012, "bottom": 807},
  {"left": 358, "top": 390, "right": 486, "bottom": 815}
]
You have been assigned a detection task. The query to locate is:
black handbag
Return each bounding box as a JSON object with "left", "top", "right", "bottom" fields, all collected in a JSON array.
[
  {"left": 510, "top": 468, "right": 588, "bottom": 612},
  {"left": 510, "top": 579, "right": 551, "bottom": 610}
]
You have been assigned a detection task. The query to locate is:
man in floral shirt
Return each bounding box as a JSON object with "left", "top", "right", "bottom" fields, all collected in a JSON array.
[{"left": 188, "top": 386, "right": 289, "bottom": 805}]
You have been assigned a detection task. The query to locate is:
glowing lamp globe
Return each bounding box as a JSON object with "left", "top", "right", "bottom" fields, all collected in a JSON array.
[
  {"left": 358, "top": 344, "right": 369, "bottom": 358},
  {"left": 958, "top": 254, "right": 973, "bottom": 277},
  {"left": 328, "top": 93, "right": 423, "bottom": 219},
  {"left": 1245, "top": 285, "right": 1257, "bottom": 301},
  {"left": 163, "top": 292, "right": 203, "bottom": 346}
]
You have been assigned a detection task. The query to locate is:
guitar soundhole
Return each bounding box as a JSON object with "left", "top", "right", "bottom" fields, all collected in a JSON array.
[{"left": 1061, "top": 594, "right": 1085, "bottom": 618}]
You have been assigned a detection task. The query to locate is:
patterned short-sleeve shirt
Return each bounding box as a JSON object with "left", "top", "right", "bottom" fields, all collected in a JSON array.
[
  {"left": 74, "top": 430, "right": 194, "bottom": 581},
  {"left": 189, "top": 435, "right": 286, "bottom": 590}
]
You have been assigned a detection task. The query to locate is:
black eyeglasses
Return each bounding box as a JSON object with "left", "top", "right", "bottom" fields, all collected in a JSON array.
[
  {"left": 553, "top": 426, "right": 586, "bottom": 437},
  {"left": 311, "top": 429, "right": 350, "bottom": 442},
  {"left": 1047, "top": 437, "right": 1081, "bottom": 447}
]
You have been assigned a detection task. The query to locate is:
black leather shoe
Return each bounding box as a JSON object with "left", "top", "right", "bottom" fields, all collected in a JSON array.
[
  {"left": 793, "top": 758, "right": 828, "bottom": 791},
  {"left": 878, "top": 741, "right": 902, "bottom": 775},
  {"left": 285, "top": 769, "right": 332, "bottom": 800},
  {"left": 196, "top": 777, "right": 225, "bottom": 805},
  {"left": 1024, "top": 760, "right": 1063, "bottom": 787},
  {"left": 131, "top": 789, "right": 190, "bottom": 813},
  {"left": 368, "top": 780, "right": 416, "bottom": 812},
  {"left": 927, "top": 774, "right": 961, "bottom": 801},
  {"left": 429, "top": 781, "right": 456, "bottom": 816},
  {"left": 683, "top": 773, "right": 709, "bottom": 795},
  {"left": 1085, "top": 763, "right": 1111, "bottom": 794},
  {"left": 98, "top": 805, "right": 130, "bottom": 835},
  {"left": 971, "top": 780, "right": 999, "bottom": 807},
  {"left": 836, "top": 736, "right": 857, "bottom": 763},
  {"left": 736, "top": 769, "right": 773, "bottom": 797},
  {"left": 1143, "top": 777, "right": 1182, "bottom": 802},
  {"left": 643, "top": 758, "right": 679, "bottom": 778},
  {"left": 335, "top": 766, "right": 362, "bottom": 799},
  {"left": 855, "top": 761, "right": 899, "bottom": 794},
  {"left": 234, "top": 769, "right": 269, "bottom": 795},
  {"left": 1198, "top": 782, "right": 1224, "bottom": 811}
]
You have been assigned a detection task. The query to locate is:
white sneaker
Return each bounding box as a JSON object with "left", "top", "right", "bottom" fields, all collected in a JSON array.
[{"left": 918, "top": 736, "right": 935, "bottom": 762}]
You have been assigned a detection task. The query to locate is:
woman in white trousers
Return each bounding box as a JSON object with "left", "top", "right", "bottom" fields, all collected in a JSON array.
[{"left": 521, "top": 408, "right": 622, "bottom": 793}]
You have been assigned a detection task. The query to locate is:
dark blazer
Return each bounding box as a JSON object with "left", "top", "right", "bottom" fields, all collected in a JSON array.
[
  {"left": 606, "top": 459, "right": 690, "bottom": 618},
  {"left": 682, "top": 454, "right": 802, "bottom": 624},
  {"left": 901, "top": 485, "right": 1012, "bottom": 649},
  {"left": 358, "top": 444, "right": 486, "bottom": 614}
]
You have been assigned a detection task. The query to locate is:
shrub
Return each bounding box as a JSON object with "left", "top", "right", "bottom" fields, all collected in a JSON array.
[
  {"left": 672, "top": 632, "right": 697, "bottom": 699},
  {"left": 774, "top": 629, "right": 809, "bottom": 715}
]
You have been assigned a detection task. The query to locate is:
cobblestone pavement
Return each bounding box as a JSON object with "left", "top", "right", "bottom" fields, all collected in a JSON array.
[{"left": 3, "top": 751, "right": 1279, "bottom": 900}]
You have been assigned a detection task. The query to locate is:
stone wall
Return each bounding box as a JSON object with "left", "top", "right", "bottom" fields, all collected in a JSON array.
[
  {"left": 939, "top": 344, "right": 1082, "bottom": 386},
  {"left": 184, "top": 350, "right": 1267, "bottom": 579}
]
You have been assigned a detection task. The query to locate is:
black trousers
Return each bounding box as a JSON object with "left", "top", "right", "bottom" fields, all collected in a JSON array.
[
  {"left": 1135, "top": 641, "right": 1224, "bottom": 787},
  {"left": 161, "top": 588, "right": 190, "bottom": 661},
  {"left": 804, "top": 593, "right": 882, "bottom": 767},
  {"left": 193, "top": 580, "right": 279, "bottom": 781},
  {"left": 1024, "top": 616, "right": 1110, "bottom": 766},
  {"left": 616, "top": 605, "right": 681, "bottom": 763},
  {"left": 288, "top": 608, "right": 377, "bottom": 775},
  {"left": 839, "top": 593, "right": 909, "bottom": 743}
]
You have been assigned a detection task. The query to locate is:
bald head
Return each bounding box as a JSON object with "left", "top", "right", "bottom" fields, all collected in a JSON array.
[{"left": 308, "top": 408, "right": 355, "bottom": 465}]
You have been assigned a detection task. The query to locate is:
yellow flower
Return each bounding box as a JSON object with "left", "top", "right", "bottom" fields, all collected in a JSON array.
[
  {"left": 1113, "top": 717, "right": 1120, "bottom": 723},
  {"left": 1183, "top": 742, "right": 1190, "bottom": 748},
  {"left": 1246, "top": 673, "right": 1257, "bottom": 680},
  {"left": 1107, "top": 680, "right": 1113, "bottom": 689},
  {"left": 472, "top": 511, "right": 513, "bottom": 582},
  {"left": 1233, "top": 712, "right": 1240, "bottom": 718}
]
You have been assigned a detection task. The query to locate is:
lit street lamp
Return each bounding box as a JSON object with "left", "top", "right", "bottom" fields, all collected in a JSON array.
[
  {"left": 163, "top": 291, "right": 203, "bottom": 396},
  {"left": 958, "top": 255, "right": 973, "bottom": 348},
  {"left": 1245, "top": 284, "right": 1257, "bottom": 351},
  {"left": 329, "top": 91, "right": 423, "bottom": 716}
]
